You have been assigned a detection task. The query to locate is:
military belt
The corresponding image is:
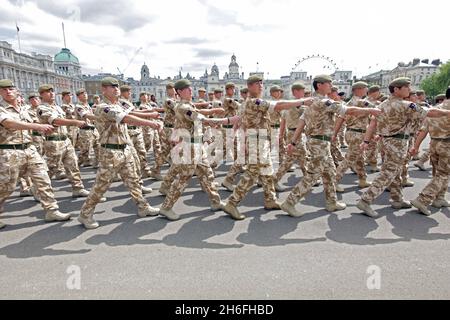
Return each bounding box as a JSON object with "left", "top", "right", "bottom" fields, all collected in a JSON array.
[
  {"left": 127, "top": 126, "right": 138, "bottom": 130},
  {"left": 80, "top": 126, "right": 95, "bottom": 131},
  {"left": 310, "top": 135, "right": 331, "bottom": 142},
  {"left": 222, "top": 124, "right": 234, "bottom": 129},
  {"left": 271, "top": 124, "right": 280, "bottom": 129},
  {"left": 164, "top": 124, "right": 174, "bottom": 128},
  {"left": 431, "top": 137, "right": 450, "bottom": 142},
  {"left": 46, "top": 135, "right": 68, "bottom": 141},
  {"left": 32, "top": 131, "right": 42, "bottom": 136},
  {"left": 288, "top": 128, "right": 297, "bottom": 131},
  {"left": 347, "top": 128, "right": 366, "bottom": 133},
  {"left": 189, "top": 137, "right": 203, "bottom": 144},
  {"left": 101, "top": 144, "right": 127, "bottom": 150},
  {"left": 382, "top": 133, "right": 410, "bottom": 140},
  {"left": 0, "top": 143, "right": 31, "bottom": 150}
]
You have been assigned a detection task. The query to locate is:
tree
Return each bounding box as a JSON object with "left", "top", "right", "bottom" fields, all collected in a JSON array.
[{"left": 421, "top": 61, "right": 450, "bottom": 98}]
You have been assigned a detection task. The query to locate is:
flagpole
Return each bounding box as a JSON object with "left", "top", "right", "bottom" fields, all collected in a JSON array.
[
  {"left": 62, "top": 22, "right": 67, "bottom": 48},
  {"left": 16, "top": 21, "right": 22, "bottom": 53}
]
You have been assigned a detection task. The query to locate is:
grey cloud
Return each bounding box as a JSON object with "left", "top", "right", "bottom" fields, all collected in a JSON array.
[
  {"left": 165, "top": 37, "right": 209, "bottom": 45},
  {"left": 183, "top": 62, "right": 211, "bottom": 72},
  {"left": 195, "top": 48, "right": 228, "bottom": 58}
]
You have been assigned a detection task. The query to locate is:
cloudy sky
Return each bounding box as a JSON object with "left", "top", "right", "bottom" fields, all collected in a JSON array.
[{"left": 1, "top": 0, "right": 448, "bottom": 80}]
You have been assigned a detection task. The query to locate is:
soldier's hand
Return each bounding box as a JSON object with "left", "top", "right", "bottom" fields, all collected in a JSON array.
[
  {"left": 360, "top": 142, "right": 369, "bottom": 152},
  {"left": 228, "top": 115, "right": 240, "bottom": 125},
  {"left": 303, "top": 98, "right": 314, "bottom": 106},
  {"left": 331, "top": 135, "right": 337, "bottom": 142},
  {"left": 374, "top": 135, "right": 381, "bottom": 142},
  {"left": 370, "top": 109, "right": 382, "bottom": 117},
  {"left": 76, "top": 120, "right": 87, "bottom": 128},
  {"left": 287, "top": 143, "right": 295, "bottom": 155},
  {"left": 409, "top": 147, "right": 418, "bottom": 156},
  {"left": 35, "top": 124, "right": 55, "bottom": 134}
]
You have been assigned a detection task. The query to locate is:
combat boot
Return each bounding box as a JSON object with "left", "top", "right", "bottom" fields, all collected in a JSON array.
[
  {"left": 0, "top": 220, "right": 6, "bottom": 229},
  {"left": 159, "top": 185, "right": 168, "bottom": 195},
  {"left": 280, "top": 201, "right": 303, "bottom": 217},
  {"left": 313, "top": 179, "right": 321, "bottom": 187},
  {"left": 391, "top": 200, "right": 412, "bottom": 209},
  {"left": 326, "top": 201, "right": 347, "bottom": 212},
  {"left": 72, "top": 188, "right": 90, "bottom": 198},
  {"left": 431, "top": 198, "right": 450, "bottom": 208},
  {"left": 356, "top": 199, "right": 378, "bottom": 218},
  {"left": 402, "top": 179, "right": 415, "bottom": 187},
  {"left": 358, "top": 179, "right": 371, "bottom": 189},
  {"left": 19, "top": 189, "right": 32, "bottom": 197},
  {"left": 369, "top": 165, "right": 380, "bottom": 173},
  {"left": 149, "top": 172, "right": 163, "bottom": 181},
  {"left": 159, "top": 207, "right": 180, "bottom": 221},
  {"left": 413, "top": 162, "right": 426, "bottom": 171},
  {"left": 141, "top": 186, "right": 153, "bottom": 194},
  {"left": 138, "top": 206, "right": 160, "bottom": 218},
  {"left": 411, "top": 199, "right": 431, "bottom": 216},
  {"left": 264, "top": 201, "right": 281, "bottom": 210},
  {"left": 78, "top": 213, "right": 99, "bottom": 229},
  {"left": 54, "top": 172, "right": 67, "bottom": 180},
  {"left": 221, "top": 180, "right": 235, "bottom": 192},
  {"left": 335, "top": 184, "right": 345, "bottom": 193},
  {"left": 211, "top": 201, "right": 226, "bottom": 211},
  {"left": 274, "top": 183, "right": 286, "bottom": 192},
  {"left": 223, "top": 202, "right": 245, "bottom": 220},
  {"left": 45, "top": 210, "right": 71, "bottom": 222}
]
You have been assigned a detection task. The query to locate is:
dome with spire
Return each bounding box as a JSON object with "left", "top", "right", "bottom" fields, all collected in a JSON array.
[
  {"left": 54, "top": 48, "right": 79, "bottom": 64},
  {"left": 141, "top": 63, "right": 150, "bottom": 80},
  {"left": 211, "top": 63, "right": 219, "bottom": 77}
]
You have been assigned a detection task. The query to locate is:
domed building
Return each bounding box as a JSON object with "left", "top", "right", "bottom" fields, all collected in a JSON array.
[{"left": 53, "top": 47, "right": 84, "bottom": 102}]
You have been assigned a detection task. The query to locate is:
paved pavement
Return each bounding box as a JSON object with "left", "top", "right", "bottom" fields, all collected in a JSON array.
[{"left": 1, "top": 144, "right": 450, "bottom": 299}]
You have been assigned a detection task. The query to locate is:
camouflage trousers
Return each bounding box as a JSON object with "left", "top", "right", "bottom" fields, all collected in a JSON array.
[
  {"left": 77, "top": 128, "right": 100, "bottom": 166},
  {"left": 401, "top": 136, "right": 415, "bottom": 181},
  {"left": 161, "top": 145, "right": 221, "bottom": 209},
  {"left": 143, "top": 127, "right": 164, "bottom": 174},
  {"left": 361, "top": 137, "right": 408, "bottom": 203},
  {"left": 274, "top": 131, "right": 307, "bottom": 183},
  {"left": 338, "top": 125, "right": 346, "bottom": 146},
  {"left": 285, "top": 138, "right": 337, "bottom": 206},
  {"left": 227, "top": 163, "right": 278, "bottom": 207},
  {"left": 44, "top": 139, "right": 84, "bottom": 190},
  {"left": 331, "top": 139, "right": 344, "bottom": 167},
  {"left": 336, "top": 130, "right": 367, "bottom": 181},
  {"left": 31, "top": 135, "right": 45, "bottom": 156},
  {"left": 0, "top": 147, "right": 58, "bottom": 213},
  {"left": 416, "top": 148, "right": 431, "bottom": 165},
  {"left": 80, "top": 146, "right": 150, "bottom": 216},
  {"left": 417, "top": 140, "right": 450, "bottom": 205},
  {"left": 160, "top": 127, "right": 173, "bottom": 163},
  {"left": 129, "top": 131, "right": 151, "bottom": 174},
  {"left": 366, "top": 140, "right": 379, "bottom": 166}
]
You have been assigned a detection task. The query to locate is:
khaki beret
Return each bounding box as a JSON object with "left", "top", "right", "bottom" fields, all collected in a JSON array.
[
  {"left": 270, "top": 85, "right": 283, "bottom": 93},
  {"left": 38, "top": 84, "right": 54, "bottom": 94},
  {"left": 174, "top": 79, "right": 191, "bottom": 91},
  {"left": 225, "top": 82, "right": 235, "bottom": 90},
  {"left": 247, "top": 75, "right": 263, "bottom": 85},
  {"left": 368, "top": 85, "right": 381, "bottom": 93},
  {"left": 61, "top": 89, "right": 71, "bottom": 96},
  {"left": 291, "top": 82, "right": 306, "bottom": 91},
  {"left": 352, "top": 81, "right": 369, "bottom": 90},
  {"left": 331, "top": 86, "right": 339, "bottom": 92},
  {"left": 389, "top": 77, "right": 411, "bottom": 88},
  {"left": 93, "top": 95, "right": 100, "bottom": 99},
  {"left": 101, "top": 77, "right": 119, "bottom": 86},
  {"left": 28, "top": 92, "right": 39, "bottom": 100},
  {"left": 166, "top": 82, "right": 175, "bottom": 90},
  {"left": 409, "top": 90, "right": 417, "bottom": 95},
  {"left": 240, "top": 88, "right": 248, "bottom": 94},
  {"left": 198, "top": 87, "right": 206, "bottom": 92},
  {"left": 76, "top": 88, "right": 86, "bottom": 96},
  {"left": 416, "top": 90, "right": 425, "bottom": 95},
  {"left": 214, "top": 88, "right": 223, "bottom": 93},
  {"left": 120, "top": 85, "right": 131, "bottom": 92},
  {"left": 313, "top": 74, "right": 333, "bottom": 83},
  {"left": 139, "top": 91, "right": 148, "bottom": 97},
  {"left": 0, "top": 79, "right": 15, "bottom": 88},
  {"left": 435, "top": 94, "right": 446, "bottom": 101}
]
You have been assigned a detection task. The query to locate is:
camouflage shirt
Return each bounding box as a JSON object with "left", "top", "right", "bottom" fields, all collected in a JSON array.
[
  {"left": 61, "top": 103, "right": 76, "bottom": 119},
  {"left": 222, "top": 97, "right": 240, "bottom": 117},
  {"left": 36, "top": 102, "right": 69, "bottom": 137},
  {"left": 300, "top": 93, "right": 347, "bottom": 137},
  {"left": 95, "top": 98, "right": 131, "bottom": 145},
  {"left": 375, "top": 96, "right": 428, "bottom": 137},
  {"left": 163, "top": 97, "right": 178, "bottom": 127},
  {"left": 174, "top": 99, "right": 204, "bottom": 140},
  {"left": 423, "top": 100, "right": 450, "bottom": 139},
  {"left": 240, "top": 98, "right": 277, "bottom": 131},
  {"left": 75, "top": 103, "right": 95, "bottom": 125},
  {"left": 282, "top": 105, "right": 305, "bottom": 129},
  {"left": 0, "top": 101, "right": 33, "bottom": 144},
  {"left": 344, "top": 96, "right": 376, "bottom": 130}
]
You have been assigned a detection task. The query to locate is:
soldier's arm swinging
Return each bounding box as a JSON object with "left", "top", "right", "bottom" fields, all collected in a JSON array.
[
  {"left": 273, "top": 98, "right": 312, "bottom": 112},
  {"left": 426, "top": 108, "right": 450, "bottom": 118},
  {"left": 129, "top": 110, "right": 160, "bottom": 119},
  {"left": 53, "top": 118, "right": 87, "bottom": 128},
  {"left": 287, "top": 118, "right": 305, "bottom": 156},
  {"left": 123, "top": 114, "right": 162, "bottom": 131},
  {"left": 1, "top": 118, "right": 54, "bottom": 134},
  {"left": 360, "top": 118, "right": 378, "bottom": 151},
  {"left": 333, "top": 116, "right": 346, "bottom": 141},
  {"left": 409, "top": 129, "right": 428, "bottom": 156}
]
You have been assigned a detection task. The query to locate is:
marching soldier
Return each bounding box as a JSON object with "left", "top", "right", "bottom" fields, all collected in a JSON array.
[
  {"left": 61, "top": 90, "right": 79, "bottom": 148},
  {"left": 327, "top": 87, "right": 345, "bottom": 167},
  {"left": 74, "top": 88, "right": 100, "bottom": 168},
  {"left": 273, "top": 82, "right": 308, "bottom": 191},
  {"left": 365, "top": 85, "right": 382, "bottom": 173},
  {"left": 357, "top": 77, "right": 450, "bottom": 218},
  {"left": 334, "top": 81, "right": 375, "bottom": 193},
  {"left": 0, "top": 79, "right": 70, "bottom": 229},
  {"left": 37, "top": 84, "right": 91, "bottom": 198},
  {"left": 280, "top": 75, "right": 381, "bottom": 217},
  {"left": 239, "top": 88, "right": 248, "bottom": 103},
  {"left": 222, "top": 75, "right": 314, "bottom": 220},
  {"left": 160, "top": 83, "right": 178, "bottom": 164},
  {"left": 78, "top": 77, "right": 162, "bottom": 229},
  {"left": 159, "top": 79, "right": 231, "bottom": 220},
  {"left": 269, "top": 85, "right": 285, "bottom": 166},
  {"left": 409, "top": 87, "right": 450, "bottom": 215}
]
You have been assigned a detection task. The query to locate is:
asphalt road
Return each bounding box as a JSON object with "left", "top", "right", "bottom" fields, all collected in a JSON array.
[{"left": 1, "top": 144, "right": 449, "bottom": 299}]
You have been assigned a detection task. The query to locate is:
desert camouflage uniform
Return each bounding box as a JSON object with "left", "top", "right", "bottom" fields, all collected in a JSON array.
[
  {"left": 61, "top": 103, "right": 79, "bottom": 147},
  {"left": 74, "top": 102, "right": 100, "bottom": 166},
  {"left": 361, "top": 96, "right": 428, "bottom": 204},
  {"left": 160, "top": 97, "right": 177, "bottom": 163},
  {"left": 140, "top": 101, "right": 164, "bottom": 175}
]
